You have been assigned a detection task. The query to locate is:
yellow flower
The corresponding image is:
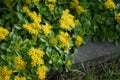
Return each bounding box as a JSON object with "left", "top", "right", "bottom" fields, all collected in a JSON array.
[
  {"left": 115, "top": 13, "right": 120, "bottom": 24},
  {"left": 65, "top": 59, "right": 72, "bottom": 67},
  {"left": 60, "top": 42, "right": 70, "bottom": 49},
  {"left": 59, "top": 9, "right": 75, "bottom": 30},
  {"left": 3, "top": 0, "right": 13, "bottom": 4},
  {"left": 58, "top": 31, "right": 71, "bottom": 49},
  {"left": 23, "top": 22, "right": 41, "bottom": 35},
  {"left": 48, "top": 0, "right": 56, "bottom": 3},
  {"left": 70, "top": 0, "right": 79, "bottom": 8},
  {"left": 36, "top": 65, "right": 47, "bottom": 80},
  {"left": 0, "top": 27, "right": 9, "bottom": 40},
  {"left": 48, "top": 4, "right": 55, "bottom": 11},
  {"left": 75, "top": 36, "right": 82, "bottom": 46},
  {"left": 75, "top": 19, "right": 80, "bottom": 25},
  {"left": 28, "top": 11, "right": 42, "bottom": 23},
  {"left": 14, "top": 76, "right": 26, "bottom": 80},
  {"left": 49, "top": 38, "right": 57, "bottom": 45},
  {"left": 42, "top": 23, "right": 52, "bottom": 36},
  {"left": 104, "top": 0, "right": 116, "bottom": 9},
  {"left": 28, "top": 47, "right": 45, "bottom": 66},
  {"left": 22, "top": 5, "right": 30, "bottom": 13},
  {"left": 76, "top": 6, "right": 84, "bottom": 14},
  {"left": 14, "top": 56, "right": 26, "bottom": 70},
  {"left": 59, "top": 31, "right": 71, "bottom": 43},
  {"left": 25, "top": 0, "right": 31, "bottom": 4},
  {"left": 0, "top": 66, "right": 12, "bottom": 80}
]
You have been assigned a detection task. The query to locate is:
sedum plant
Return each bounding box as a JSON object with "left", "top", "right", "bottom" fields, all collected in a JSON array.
[
  {"left": 0, "top": 0, "right": 87, "bottom": 80},
  {"left": 89, "top": 0, "right": 120, "bottom": 45}
]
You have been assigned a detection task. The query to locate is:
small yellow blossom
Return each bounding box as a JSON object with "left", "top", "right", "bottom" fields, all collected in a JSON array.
[
  {"left": 0, "top": 27, "right": 9, "bottom": 40},
  {"left": 49, "top": 38, "right": 57, "bottom": 45},
  {"left": 48, "top": 4, "right": 55, "bottom": 11},
  {"left": 25, "top": 0, "right": 31, "bottom": 4},
  {"left": 23, "top": 23, "right": 41, "bottom": 35},
  {"left": 65, "top": 59, "right": 72, "bottom": 67},
  {"left": 22, "top": 5, "right": 30, "bottom": 13},
  {"left": 58, "top": 31, "right": 71, "bottom": 49},
  {"left": 59, "top": 31, "right": 71, "bottom": 42},
  {"left": 3, "top": 0, "right": 13, "bottom": 4},
  {"left": 28, "top": 47, "right": 45, "bottom": 66},
  {"left": 70, "top": 0, "right": 79, "bottom": 8},
  {"left": 115, "top": 13, "right": 120, "bottom": 24},
  {"left": 75, "top": 36, "right": 82, "bottom": 46},
  {"left": 104, "top": 0, "right": 116, "bottom": 9},
  {"left": 48, "top": 0, "right": 56, "bottom": 3},
  {"left": 42, "top": 23, "right": 52, "bottom": 36},
  {"left": 60, "top": 42, "right": 70, "bottom": 49},
  {"left": 14, "top": 76, "right": 26, "bottom": 80},
  {"left": 75, "top": 19, "right": 80, "bottom": 25},
  {"left": 59, "top": 9, "right": 75, "bottom": 30},
  {"left": 14, "top": 56, "right": 26, "bottom": 70},
  {"left": 0, "top": 66, "right": 12, "bottom": 80},
  {"left": 36, "top": 65, "right": 47, "bottom": 80},
  {"left": 28, "top": 11, "right": 42, "bottom": 23},
  {"left": 76, "top": 6, "right": 84, "bottom": 14}
]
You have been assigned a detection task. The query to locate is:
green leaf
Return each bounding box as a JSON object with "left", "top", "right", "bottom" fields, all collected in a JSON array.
[
  {"left": 0, "top": 43, "right": 7, "bottom": 50},
  {"left": 13, "top": 24, "right": 22, "bottom": 30},
  {"left": 93, "top": 36, "right": 98, "bottom": 43},
  {"left": 4, "top": 14, "right": 12, "bottom": 19}
]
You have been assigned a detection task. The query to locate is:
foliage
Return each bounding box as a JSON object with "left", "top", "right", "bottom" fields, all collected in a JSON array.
[
  {"left": 89, "top": 0, "right": 120, "bottom": 45},
  {"left": 0, "top": 0, "right": 85, "bottom": 80},
  {"left": 0, "top": 0, "right": 120, "bottom": 79}
]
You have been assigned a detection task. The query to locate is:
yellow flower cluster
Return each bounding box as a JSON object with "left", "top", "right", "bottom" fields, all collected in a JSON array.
[
  {"left": 23, "top": 23, "right": 41, "bottom": 35},
  {"left": 14, "top": 56, "right": 26, "bottom": 70},
  {"left": 75, "top": 36, "right": 83, "bottom": 46},
  {"left": 25, "top": 0, "right": 40, "bottom": 4},
  {"left": 70, "top": 0, "right": 84, "bottom": 14},
  {"left": 104, "top": 0, "right": 116, "bottom": 9},
  {"left": 115, "top": 13, "right": 120, "bottom": 24},
  {"left": 70, "top": 0, "right": 79, "bottom": 8},
  {"left": 22, "top": 6, "right": 30, "bottom": 13},
  {"left": 0, "top": 27, "right": 9, "bottom": 40},
  {"left": 28, "top": 47, "right": 45, "bottom": 66},
  {"left": 36, "top": 65, "right": 47, "bottom": 80},
  {"left": 59, "top": 9, "right": 75, "bottom": 30},
  {"left": 65, "top": 59, "right": 72, "bottom": 67},
  {"left": 28, "top": 11, "right": 41, "bottom": 23},
  {"left": 76, "top": 6, "right": 85, "bottom": 14},
  {"left": 0, "top": 66, "right": 12, "bottom": 80},
  {"left": 48, "top": 4, "right": 55, "bottom": 11},
  {"left": 22, "top": 6, "right": 42, "bottom": 35},
  {"left": 47, "top": 0, "right": 56, "bottom": 11},
  {"left": 75, "top": 19, "right": 80, "bottom": 25},
  {"left": 58, "top": 31, "right": 71, "bottom": 49},
  {"left": 14, "top": 76, "right": 26, "bottom": 80},
  {"left": 42, "top": 23, "right": 52, "bottom": 36},
  {"left": 3, "top": 0, "right": 13, "bottom": 4}
]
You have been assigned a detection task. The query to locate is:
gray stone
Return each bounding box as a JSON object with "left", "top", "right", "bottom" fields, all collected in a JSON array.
[{"left": 74, "top": 41, "right": 120, "bottom": 66}]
